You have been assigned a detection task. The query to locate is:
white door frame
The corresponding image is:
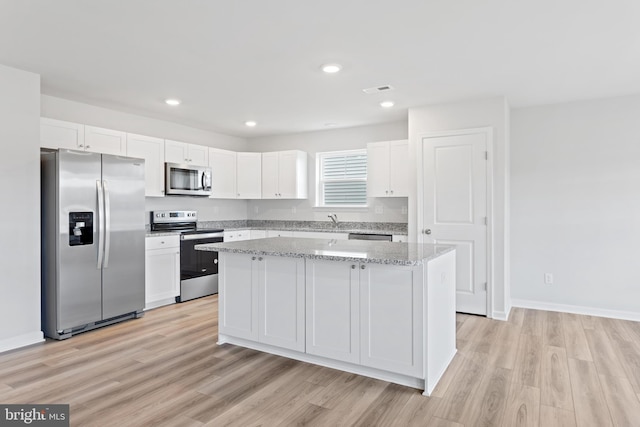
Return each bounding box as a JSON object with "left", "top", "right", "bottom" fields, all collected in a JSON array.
[{"left": 416, "top": 127, "right": 494, "bottom": 318}]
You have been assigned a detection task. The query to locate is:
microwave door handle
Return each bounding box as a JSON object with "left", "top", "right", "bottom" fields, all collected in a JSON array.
[
  {"left": 201, "top": 171, "right": 206, "bottom": 190},
  {"left": 96, "top": 180, "right": 105, "bottom": 269},
  {"left": 103, "top": 180, "right": 111, "bottom": 269}
]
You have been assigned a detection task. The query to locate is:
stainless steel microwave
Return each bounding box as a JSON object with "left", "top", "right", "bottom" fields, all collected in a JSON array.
[{"left": 165, "top": 163, "right": 212, "bottom": 196}]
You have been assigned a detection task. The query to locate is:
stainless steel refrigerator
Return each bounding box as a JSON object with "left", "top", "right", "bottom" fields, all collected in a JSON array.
[{"left": 41, "top": 149, "right": 146, "bottom": 340}]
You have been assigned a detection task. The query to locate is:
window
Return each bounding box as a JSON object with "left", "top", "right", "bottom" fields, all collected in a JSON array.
[{"left": 316, "top": 149, "right": 367, "bottom": 207}]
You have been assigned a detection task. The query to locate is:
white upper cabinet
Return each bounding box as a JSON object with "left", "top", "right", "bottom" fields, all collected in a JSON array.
[
  {"left": 165, "top": 139, "right": 209, "bottom": 166},
  {"left": 84, "top": 126, "right": 127, "bottom": 156},
  {"left": 261, "top": 150, "right": 307, "bottom": 199},
  {"left": 367, "top": 140, "right": 408, "bottom": 197},
  {"left": 237, "top": 152, "right": 262, "bottom": 199},
  {"left": 40, "top": 118, "right": 85, "bottom": 150},
  {"left": 126, "top": 133, "right": 165, "bottom": 197},
  {"left": 209, "top": 148, "right": 237, "bottom": 199}
]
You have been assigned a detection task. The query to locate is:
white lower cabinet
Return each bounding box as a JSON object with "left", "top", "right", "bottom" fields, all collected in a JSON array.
[
  {"left": 359, "top": 263, "right": 423, "bottom": 377},
  {"left": 305, "top": 259, "right": 360, "bottom": 363},
  {"left": 223, "top": 230, "right": 251, "bottom": 242},
  {"left": 219, "top": 253, "right": 305, "bottom": 351},
  {"left": 292, "top": 231, "right": 349, "bottom": 240},
  {"left": 145, "top": 235, "right": 180, "bottom": 310},
  {"left": 266, "top": 230, "right": 294, "bottom": 238}
]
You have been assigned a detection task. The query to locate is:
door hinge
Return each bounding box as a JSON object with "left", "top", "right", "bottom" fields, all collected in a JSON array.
[{"left": 484, "top": 151, "right": 488, "bottom": 160}]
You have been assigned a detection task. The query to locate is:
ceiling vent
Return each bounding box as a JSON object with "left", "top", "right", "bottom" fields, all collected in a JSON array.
[{"left": 362, "top": 85, "right": 395, "bottom": 94}]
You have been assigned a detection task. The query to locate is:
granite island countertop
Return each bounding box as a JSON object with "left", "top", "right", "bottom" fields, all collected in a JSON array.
[{"left": 195, "top": 237, "right": 454, "bottom": 266}]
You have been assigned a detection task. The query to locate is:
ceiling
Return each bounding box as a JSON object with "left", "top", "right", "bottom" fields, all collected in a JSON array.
[{"left": 1, "top": 0, "right": 639, "bottom": 138}]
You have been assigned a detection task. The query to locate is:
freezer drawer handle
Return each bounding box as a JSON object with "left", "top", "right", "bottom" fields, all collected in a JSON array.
[
  {"left": 96, "top": 180, "right": 105, "bottom": 269},
  {"left": 103, "top": 180, "right": 111, "bottom": 268}
]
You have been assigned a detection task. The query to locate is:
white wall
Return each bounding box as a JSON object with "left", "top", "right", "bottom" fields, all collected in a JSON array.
[
  {"left": 408, "top": 97, "right": 510, "bottom": 320},
  {"left": 246, "top": 121, "right": 409, "bottom": 223},
  {"left": 41, "top": 95, "right": 250, "bottom": 222},
  {"left": 0, "top": 64, "right": 43, "bottom": 352},
  {"left": 511, "top": 94, "right": 640, "bottom": 320}
]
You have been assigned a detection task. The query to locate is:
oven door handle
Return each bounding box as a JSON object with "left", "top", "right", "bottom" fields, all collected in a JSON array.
[{"left": 181, "top": 232, "right": 224, "bottom": 241}]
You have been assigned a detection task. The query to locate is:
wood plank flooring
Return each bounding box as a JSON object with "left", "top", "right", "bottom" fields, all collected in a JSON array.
[{"left": 0, "top": 298, "right": 639, "bottom": 426}]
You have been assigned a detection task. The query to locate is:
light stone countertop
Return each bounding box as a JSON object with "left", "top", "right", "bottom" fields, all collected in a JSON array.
[{"left": 195, "top": 237, "right": 454, "bottom": 266}]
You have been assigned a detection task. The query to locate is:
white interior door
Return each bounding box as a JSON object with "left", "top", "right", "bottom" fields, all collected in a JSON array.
[{"left": 421, "top": 131, "right": 488, "bottom": 315}]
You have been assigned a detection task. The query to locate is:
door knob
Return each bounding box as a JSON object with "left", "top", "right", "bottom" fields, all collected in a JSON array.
[{"left": 424, "top": 229, "right": 432, "bottom": 235}]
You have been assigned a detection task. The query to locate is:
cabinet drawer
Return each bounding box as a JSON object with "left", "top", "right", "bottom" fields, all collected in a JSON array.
[{"left": 146, "top": 235, "right": 180, "bottom": 250}]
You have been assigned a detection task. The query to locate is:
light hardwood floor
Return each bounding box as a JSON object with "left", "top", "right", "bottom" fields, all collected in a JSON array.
[{"left": 1, "top": 296, "right": 639, "bottom": 426}]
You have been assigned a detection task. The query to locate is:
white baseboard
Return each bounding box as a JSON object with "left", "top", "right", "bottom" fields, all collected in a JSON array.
[
  {"left": 511, "top": 299, "right": 640, "bottom": 322},
  {"left": 0, "top": 330, "right": 44, "bottom": 354},
  {"left": 491, "top": 308, "right": 511, "bottom": 321}
]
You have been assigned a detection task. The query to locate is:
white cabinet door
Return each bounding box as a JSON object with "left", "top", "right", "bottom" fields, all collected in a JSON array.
[
  {"left": 250, "top": 230, "right": 267, "bottom": 239},
  {"left": 367, "top": 140, "right": 408, "bottom": 197},
  {"left": 84, "top": 126, "right": 127, "bottom": 156},
  {"left": 237, "top": 153, "right": 262, "bottom": 199},
  {"left": 367, "top": 141, "right": 390, "bottom": 198},
  {"left": 223, "top": 229, "right": 250, "bottom": 242},
  {"left": 209, "top": 148, "right": 237, "bottom": 199},
  {"left": 40, "top": 118, "right": 84, "bottom": 150},
  {"left": 359, "top": 263, "right": 423, "bottom": 377},
  {"left": 388, "top": 140, "right": 409, "bottom": 196},
  {"left": 258, "top": 256, "right": 305, "bottom": 351},
  {"left": 164, "top": 139, "right": 188, "bottom": 164},
  {"left": 219, "top": 253, "right": 259, "bottom": 340},
  {"left": 262, "top": 151, "right": 308, "bottom": 199},
  {"left": 278, "top": 150, "right": 308, "bottom": 199},
  {"left": 187, "top": 144, "right": 209, "bottom": 166},
  {"left": 266, "top": 230, "right": 293, "bottom": 238},
  {"left": 305, "top": 259, "right": 359, "bottom": 363},
  {"left": 292, "top": 231, "right": 349, "bottom": 240},
  {"left": 145, "top": 236, "right": 180, "bottom": 309},
  {"left": 261, "top": 152, "right": 279, "bottom": 199},
  {"left": 126, "top": 133, "right": 165, "bottom": 197}
]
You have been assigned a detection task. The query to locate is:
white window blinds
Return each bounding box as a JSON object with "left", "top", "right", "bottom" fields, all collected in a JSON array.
[{"left": 318, "top": 150, "right": 367, "bottom": 206}]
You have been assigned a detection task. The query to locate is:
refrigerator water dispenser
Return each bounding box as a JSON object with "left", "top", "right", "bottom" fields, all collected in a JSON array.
[{"left": 69, "top": 212, "right": 93, "bottom": 246}]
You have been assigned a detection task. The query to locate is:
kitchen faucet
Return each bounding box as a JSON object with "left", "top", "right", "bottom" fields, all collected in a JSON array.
[{"left": 328, "top": 214, "right": 338, "bottom": 225}]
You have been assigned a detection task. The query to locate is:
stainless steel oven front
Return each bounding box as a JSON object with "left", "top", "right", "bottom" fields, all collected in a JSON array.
[{"left": 178, "top": 230, "right": 224, "bottom": 302}]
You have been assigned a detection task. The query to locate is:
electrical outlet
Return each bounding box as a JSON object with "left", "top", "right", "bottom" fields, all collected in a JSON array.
[
  {"left": 375, "top": 205, "right": 383, "bottom": 214},
  {"left": 544, "top": 273, "right": 553, "bottom": 285}
]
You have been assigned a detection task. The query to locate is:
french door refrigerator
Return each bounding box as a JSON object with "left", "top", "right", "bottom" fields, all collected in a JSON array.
[{"left": 41, "top": 149, "right": 146, "bottom": 339}]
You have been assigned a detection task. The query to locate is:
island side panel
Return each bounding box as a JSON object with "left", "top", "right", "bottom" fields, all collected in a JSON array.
[{"left": 424, "top": 249, "right": 457, "bottom": 395}]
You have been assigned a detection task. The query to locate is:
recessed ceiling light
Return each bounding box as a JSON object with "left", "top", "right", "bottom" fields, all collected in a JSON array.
[
  {"left": 380, "top": 101, "right": 395, "bottom": 108},
  {"left": 245, "top": 121, "right": 257, "bottom": 127},
  {"left": 165, "top": 99, "right": 181, "bottom": 106},
  {"left": 321, "top": 64, "right": 342, "bottom": 74}
]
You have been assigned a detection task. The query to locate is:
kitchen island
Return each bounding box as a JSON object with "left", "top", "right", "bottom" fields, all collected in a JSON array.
[{"left": 195, "top": 237, "right": 456, "bottom": 395}]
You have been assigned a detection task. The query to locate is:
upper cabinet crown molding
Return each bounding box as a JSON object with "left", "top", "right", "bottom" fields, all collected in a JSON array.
[
  {"left": 262, "top": 150, "right": 308, "bottom": 199},
  {"left": 367, "top": 140, "right": 409, "bottom": 197},
  {"left": 165, "top": 139, "right": 209, "bottom": 167}
]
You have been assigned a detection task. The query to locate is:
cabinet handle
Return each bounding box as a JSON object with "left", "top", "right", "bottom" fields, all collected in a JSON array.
[
  {"left": 214, "top": 259, "right": 218, "bottom": 264},
  {"left": 385, "top": 190, "right": 388, "bottom": 194},
  {"left": 390, "top": 190, "right": 394, "bottom": 194},
  {"left": 251, "top": 256, "right": 256, "bottom": 261},
  {"left": 78, "top": 144, "right": 84, "bottom": 148},
  {"left": 360, "top": 264, "right": 366, "bottom": 270},
  {"left": 424, "top": 229, "right": 432, "bottom": 235},
  {"left": 160, "top": 241, "right": 165, "bottom": 244},
  {"left": 351, "top": 265, "right": 356, "bottom": 269},
  {"left": 85, "top": 145, "right": 91, "bottom": 149},
  {"left": 258, "top": 257, "right": 263, "bottom": 261}
]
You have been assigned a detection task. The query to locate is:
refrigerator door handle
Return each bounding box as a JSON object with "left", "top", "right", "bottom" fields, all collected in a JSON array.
[
  {"left": 96, "top": 180, "right": 105, "bottom": 269},
  {"left": 103, "top": 180, "right": 111, "bottom": 269}
]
